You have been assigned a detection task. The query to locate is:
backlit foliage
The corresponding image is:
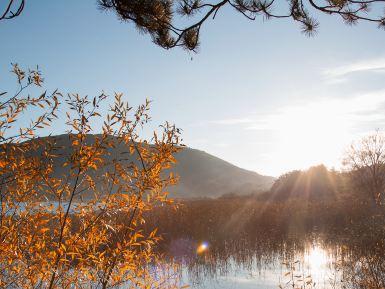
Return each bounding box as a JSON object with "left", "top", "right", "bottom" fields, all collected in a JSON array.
[
  {"left": 343, "top": 130, "right": 385, "bottom": 207},
  {"left": 0, "top": 65, "right": 183, "bottom": 289},
  {"left": 98, "top": 0, "right": 385, "bottom": 51}
]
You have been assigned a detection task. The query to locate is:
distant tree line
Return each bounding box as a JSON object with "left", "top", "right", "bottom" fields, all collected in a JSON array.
[{"left": 268, "top": 165, "right": 342, "bottom": 201}]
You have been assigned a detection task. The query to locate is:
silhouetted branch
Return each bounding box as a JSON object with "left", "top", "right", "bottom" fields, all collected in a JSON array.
[
  {"left": 99, "top": 0, "right": 385, "bottom": 51},
  {"left": 1, "top": 0, "right": 24, "bottom": 21}
]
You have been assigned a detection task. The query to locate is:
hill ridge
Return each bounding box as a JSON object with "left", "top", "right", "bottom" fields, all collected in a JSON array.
[{"left": 30, "top": 134, "right": 275, "bottom": 198}]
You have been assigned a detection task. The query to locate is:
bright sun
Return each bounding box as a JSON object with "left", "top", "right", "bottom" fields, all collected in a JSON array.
[
  {"left": 247, "top": 92, "right": 385, "bottom": 176},
  {"left": 268, "top": 100, "right": 353, "bottom": 173}
]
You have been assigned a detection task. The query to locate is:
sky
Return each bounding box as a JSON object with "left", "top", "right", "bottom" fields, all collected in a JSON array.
[{"left": 1, "top": 1, "right": 385, "bottom": 177}]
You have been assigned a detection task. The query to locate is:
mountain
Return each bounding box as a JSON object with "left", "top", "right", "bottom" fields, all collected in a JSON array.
[
  {"left": 169, "top": 147, "right": 274, "bottom": 198},
  {"left": 25, "top": 134, "right": 275, "bottom": 199}
]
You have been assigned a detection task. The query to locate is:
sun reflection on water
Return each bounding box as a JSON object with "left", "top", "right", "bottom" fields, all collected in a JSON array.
[{"left": 307, "top": 245, "right": 328, "bottom": 271}]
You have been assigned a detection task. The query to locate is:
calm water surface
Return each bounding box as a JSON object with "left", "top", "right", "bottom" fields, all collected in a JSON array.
[{"left": 162, "top": 237, "right": 357, "bottom": 289}]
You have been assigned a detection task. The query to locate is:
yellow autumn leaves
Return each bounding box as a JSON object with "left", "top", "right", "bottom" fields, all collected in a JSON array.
[{"left": 0, "top": 65, "right": 183, "bottom": 289}]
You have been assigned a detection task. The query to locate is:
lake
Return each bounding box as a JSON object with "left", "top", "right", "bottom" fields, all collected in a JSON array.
[
  {"left": 156, "top": 233, "right": 385, "bottom": 289},
  {"left": 143, "top": 199, "right": 385, "bottom": 289}
]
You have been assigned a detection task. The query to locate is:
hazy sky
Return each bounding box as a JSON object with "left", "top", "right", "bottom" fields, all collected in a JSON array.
[{"left": 1, "top": 1, "right": 385, "bottom": 176}]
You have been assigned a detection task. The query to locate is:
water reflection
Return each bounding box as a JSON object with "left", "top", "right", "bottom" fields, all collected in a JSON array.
[
  {"left": 160, "top": 236, "right": 385, "bottom": 289},
  {"left": 146, "top": 200, "right": 385, "bottom": 289}
]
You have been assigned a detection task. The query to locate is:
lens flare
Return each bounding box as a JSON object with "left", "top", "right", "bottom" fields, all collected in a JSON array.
[{"left": 197, "top": 242, "right": 209, "bottom": 254}]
